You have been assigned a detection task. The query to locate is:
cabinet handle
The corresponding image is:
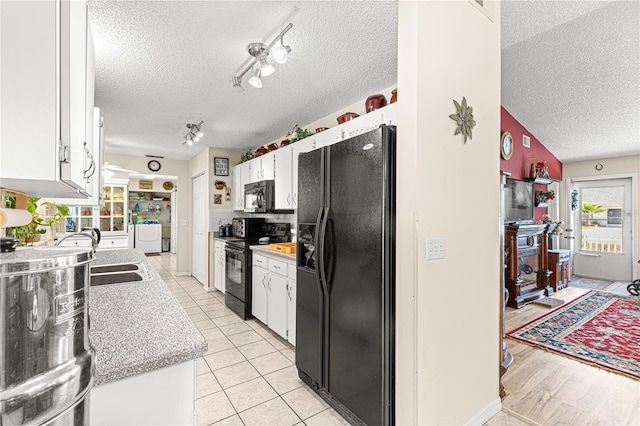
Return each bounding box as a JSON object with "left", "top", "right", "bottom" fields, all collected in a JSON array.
[
  {"left": 273, "top": 265, "right": 280, "bottom": 269},
  {"left": 267, "top": 277, "right": 271, "bottom": 290},
  {"left": 59, "top": 145, "right": 70, "bottom": 163},
  {"left": 287, "top": 194, "right": 291, "bottom": 205},
  {"left": 293, "top": 193, "right": 297, "bottom": 206}
]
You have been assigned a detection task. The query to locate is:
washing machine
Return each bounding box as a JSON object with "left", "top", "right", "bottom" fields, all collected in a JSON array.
[{"left": 135, "top": 223, "right": 162, "bottom": 253}]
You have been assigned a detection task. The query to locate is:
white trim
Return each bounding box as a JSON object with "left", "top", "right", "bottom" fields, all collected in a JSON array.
[
  {"left": 464, "top": 397, "right": 502, "bottom": 425},
  {"left": 175, "top": 272, "right": 190, "bottom": 276}
]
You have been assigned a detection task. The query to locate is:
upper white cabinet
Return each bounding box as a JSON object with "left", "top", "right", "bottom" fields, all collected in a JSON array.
[
  {"left": 273, "top": 148, "right": 293, "bottom": 210},
  {"left": 0, "top": 0, "right": 94, "bottom": 198},
  {"left": 232, "top": 162, "right": 251, "bottom": 211},
  {"left": 290, "top": 138, "right": 316, "bottom": 209},
  {"left": 248, "top": 155, "right": 275, "bottom": 184}
]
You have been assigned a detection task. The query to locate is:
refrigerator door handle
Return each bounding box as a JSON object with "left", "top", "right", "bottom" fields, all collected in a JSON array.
[
  {"left": 318, "top": 206, "right": 329, "bottom": 289},
  {"left": 324, "top": 216, "right": 335, "bottom": 289},
  {"left": 315, "top": 207, "right": 326, "bottom": 287}
]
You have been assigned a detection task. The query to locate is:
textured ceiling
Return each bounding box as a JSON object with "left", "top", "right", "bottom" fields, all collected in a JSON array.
[
  {"left": 89, "top": 1, "right": 639, "bottom": 165},
  {"left": 88, "top": 1, "right": 398, "bottom": 161},
  {"left": 502, "top": 0, "right": 640, "bottom": 163}
]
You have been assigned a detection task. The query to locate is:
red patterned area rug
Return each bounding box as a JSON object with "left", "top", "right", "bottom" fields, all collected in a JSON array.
[{"left": 507, "top": 291, "right": 640, "bottom": 380}]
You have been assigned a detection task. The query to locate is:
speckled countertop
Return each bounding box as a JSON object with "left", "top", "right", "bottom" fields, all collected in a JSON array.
[
  {"left": 249, "top": 244, "right": 296, "bottom": 261},
  {"left": 90, "top": 249, "right": 207, "bottom": 386}
]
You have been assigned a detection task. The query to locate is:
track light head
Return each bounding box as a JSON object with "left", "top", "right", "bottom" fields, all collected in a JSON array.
[
  {"left": 248, "top": 67, "right": 262, "bottom": 88},
  {"left": 272, "top": 40, "right": 291, "bottom": 64}
]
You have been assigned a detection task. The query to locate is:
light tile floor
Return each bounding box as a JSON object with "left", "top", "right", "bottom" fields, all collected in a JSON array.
[
  {"left": 148, "top": 253, "right": 528, "bottom": 426},
  {"left": 146, "top": 253, "right": 350, "bottom": 426}
]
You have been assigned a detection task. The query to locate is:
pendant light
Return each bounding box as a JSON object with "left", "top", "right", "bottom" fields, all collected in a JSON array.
[{"left": 248, "top": 67, "right": 262, "bottom": 88}]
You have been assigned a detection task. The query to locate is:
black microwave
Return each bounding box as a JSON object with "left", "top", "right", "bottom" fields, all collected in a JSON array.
[{"left": 244, "top": 180, "right": 275, "bottom": 213}]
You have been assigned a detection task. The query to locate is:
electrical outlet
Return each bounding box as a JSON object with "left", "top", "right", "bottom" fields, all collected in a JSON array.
[
  {"left": 426, "top": 237, "right": 445, "bottom": 260},
  {"left": 181, "top": 220, "right": 188, "bottom": 226}
]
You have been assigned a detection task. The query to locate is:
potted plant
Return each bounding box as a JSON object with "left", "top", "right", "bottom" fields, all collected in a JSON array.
[{"left": 4, "top": 196, "right": 69, "bottom": 246}]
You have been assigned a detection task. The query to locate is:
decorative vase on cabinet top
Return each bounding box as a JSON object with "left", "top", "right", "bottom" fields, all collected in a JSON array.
[
  {"left": 337, "top": 112, "right": 359, "bottom": 124},
  {"left": 390, "top": 89, "right": 397, "bottom": 104},
  {"left": 267, "top": 143, "right": 278, "bottom": 152},
  {"left": 280, "top": 139, "right": 290, "bottom": 147},
  {"left": 365, "top": 94, "right": 387, "bottom": 113},
  {"left": 315, "top": 127, "right": 329, "bottom": 133},
  {"left": 256, "top": 146, "right": 268, "bottom": 157}
]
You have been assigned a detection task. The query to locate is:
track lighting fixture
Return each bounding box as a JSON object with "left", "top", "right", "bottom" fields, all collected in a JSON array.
[
  {"left": 232, "top": 23, "right": 293, "bottom": 91},
  {"left": 182, "top": 120, "right": 204, "bottom": 146}
]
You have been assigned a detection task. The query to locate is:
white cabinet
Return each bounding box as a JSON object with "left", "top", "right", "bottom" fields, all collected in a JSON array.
[
  {"left": 232, "top": 162, "right": 251, "bottom": 210},
  {"left": 251, "top": 250, "right": 296, "bottom": 344},
  {"left": 214, "top": 240, "right": 226, "bottom": 293},
  {"left": 0, "top": 0, "right": 95, "bottom": 198},
  {"left": 252, "top": 256, "right": 269, "bottom": 324},
  {"left": 52, "top": 108, "right": 104, "bottom": 207},
  {"left": 274, "top": 147, "right": 293, "bottom": 210},
  {"left": 247, "top": 155, "right": 275, "bottom": 183},
  {"left": 287, "top": 265, "right": 297, "bottom": 346}
]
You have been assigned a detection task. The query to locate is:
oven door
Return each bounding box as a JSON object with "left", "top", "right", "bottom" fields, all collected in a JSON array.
[{"left": 225, "top": 245, "right": 246, "bottom": 302}]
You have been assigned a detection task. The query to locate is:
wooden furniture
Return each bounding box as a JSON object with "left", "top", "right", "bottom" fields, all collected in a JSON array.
[
  {"left": 548, "top": 249, "right": 572, "bottom": 292},
  {"left": 504, "top": 223, "right": 552, "bottom": 308}
]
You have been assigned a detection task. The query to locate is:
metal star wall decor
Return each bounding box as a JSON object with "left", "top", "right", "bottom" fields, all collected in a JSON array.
[{"left": 449, "top": 97, "right": 476, "bottom": 143}]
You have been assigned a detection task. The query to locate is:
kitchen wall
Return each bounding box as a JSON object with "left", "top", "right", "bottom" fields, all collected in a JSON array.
[
  {"left": 396, "top": 1, "right": 501, "bottom": 424},
  {"left": 562, "top": 155, "right": 640, "bottom": 278}
]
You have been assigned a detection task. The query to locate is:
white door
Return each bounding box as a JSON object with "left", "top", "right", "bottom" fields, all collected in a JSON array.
[
  {"left": 572, "top": 177, "right": 634, "bottom": 281},
  {"left": 170, "top": 191, "right": 177, "bottom": 254},
  {"left": 252, "top": 268, "right": 269, "bottom": 324},
  {"left": 191, "top": 174, "right": 206, "bottom": 285},
  {"left": 268, "top": 274, "right": 288, "bottom": 339}
]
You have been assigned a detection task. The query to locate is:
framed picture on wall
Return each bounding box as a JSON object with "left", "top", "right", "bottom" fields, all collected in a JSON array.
[{"left": 214, "top": 157, "right": 229, "bottom": 176}]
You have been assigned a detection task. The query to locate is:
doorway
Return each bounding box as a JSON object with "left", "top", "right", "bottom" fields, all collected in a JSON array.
[{"left": 571, "top": 176, "right": 634, "bottom": 281}]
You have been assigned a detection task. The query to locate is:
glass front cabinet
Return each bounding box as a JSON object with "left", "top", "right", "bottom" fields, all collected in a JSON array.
[{"left": 65, "top": 182, "right": 130, "bottom": 249}]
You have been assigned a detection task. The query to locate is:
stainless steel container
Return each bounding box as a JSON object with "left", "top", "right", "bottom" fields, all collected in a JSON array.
[{"left": 1, "top": 247, "right": 95, "bottom": 426}]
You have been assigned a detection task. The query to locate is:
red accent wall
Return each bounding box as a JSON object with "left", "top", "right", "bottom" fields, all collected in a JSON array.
[{"left": 501, "top": 107, "right": 563, "bottom": 221}]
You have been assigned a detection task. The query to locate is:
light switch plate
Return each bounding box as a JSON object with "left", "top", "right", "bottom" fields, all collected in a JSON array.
[
  {"left": 426, "top": 237, "right": 445, "bottom": 260},
  {"left": 181, "top": 220, "right": 188, "bottom": 226}
]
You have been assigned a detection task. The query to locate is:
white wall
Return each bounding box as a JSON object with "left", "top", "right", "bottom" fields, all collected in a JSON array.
[
  {"left": 396, "top": 1, "right": 501, "bottom": 424},
  {"left": 562, "top": 155, "right": 640, "bottom": 279}
]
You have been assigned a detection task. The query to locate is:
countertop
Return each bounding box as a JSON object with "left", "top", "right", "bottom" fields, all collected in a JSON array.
[
  {"left": 89, "top": 249, "right": 207, "bottom": 386},
  {"left": 250, "top": 244, "right": 296, "bottom": 261}
]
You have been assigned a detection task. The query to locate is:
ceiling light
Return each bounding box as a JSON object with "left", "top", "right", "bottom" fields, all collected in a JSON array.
[
  {"left": 231, "top": 23, "right": 293, "bottom": 90},
  {"left": 271, "top": 38, "right": 291, "bottom": 64},
  {"left": 259, "top": 55, "right": 275, "bottom": 77},
  {"left": 248, "top": 67, "right": 262, "bottom": 88}
]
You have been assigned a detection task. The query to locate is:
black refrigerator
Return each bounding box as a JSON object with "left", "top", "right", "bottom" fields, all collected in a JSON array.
[{"left": 296, "top": 124, "right": 396, "bottom": 426}]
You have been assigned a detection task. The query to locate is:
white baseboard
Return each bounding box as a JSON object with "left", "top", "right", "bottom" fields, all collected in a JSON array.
[
  {"left": 465, "top": 397, "right": 502, "bottom": 425},
  {"left": 175, "top": 272, "right": 190, "bottom": 276}
]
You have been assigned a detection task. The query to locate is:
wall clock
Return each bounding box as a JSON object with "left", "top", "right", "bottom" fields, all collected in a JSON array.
[
  {"left": 500, "top": 131, "right": 513, "bottom": 160},
  {"left": 148, "top": 160, "right": 161, "bottom": 172}
]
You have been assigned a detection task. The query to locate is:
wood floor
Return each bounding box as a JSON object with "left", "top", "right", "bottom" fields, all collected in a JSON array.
[{"left": 501, "top": 286, "right": 640, "bottom": 425}]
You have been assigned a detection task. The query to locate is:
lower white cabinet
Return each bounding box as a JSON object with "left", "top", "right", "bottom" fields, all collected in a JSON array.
[
  {"left": 91, "top": 360, "right": 196, "bottom": 425},
  {"left": 98, "top": 234, "right": 128, "bottom": 250},
  {"left": 251, "top": 251, "right": 296, "bottom": 344},
  {"left": 214, "top": 240, "right": 226, "bottom": 293}
]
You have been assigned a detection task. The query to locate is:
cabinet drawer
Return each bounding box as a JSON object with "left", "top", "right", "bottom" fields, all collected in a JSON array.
[
  {"left": 253, "top": 253, "right": 268, "bottom": 269},
  {"left": 98, "top": 235, "right": 128, "bottom": 250},
  {"left": 215, "top": 241, "right": 226, "bottom": 252},
  {"left": 268, "top": 258, "right": 287, "bottom": 277}
]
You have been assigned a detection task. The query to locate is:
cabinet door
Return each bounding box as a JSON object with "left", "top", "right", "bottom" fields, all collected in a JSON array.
[
  {"left": 268, "top": 273, "right": 288, "bottom": 339},
  {"left": 232, "top": 165, "right": 243, "bottom": 211},
  {"left": 62, "top": 0, "right": 89, "bottom": 192},
  {"left": 287, "top": 278, "right": 296, "bottom": 346},
  {"left": 240, "top": 162, "right": 251, "bottom": 207},
  {"left": 0, "top": 0, "right": 91, "bottom": 197},
  {"left": 82, "top": 24, "right": 95, "bottom": 197},
  {"left": 252, "top": 267, "right": 269, "bottom": 324},
  {"left": 261, "top": 155, "right": 275, "bottom": 181},
  {"left": 274, "top": 147, "right": 293, "bottom": 209},
  {"left": 215, "top": 253, "right": 226, "bottom": 293}
]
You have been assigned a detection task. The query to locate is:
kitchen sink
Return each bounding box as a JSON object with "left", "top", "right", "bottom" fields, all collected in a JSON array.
[{"left": 90, "top": 262, "right": 153, "bottom": 287}]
